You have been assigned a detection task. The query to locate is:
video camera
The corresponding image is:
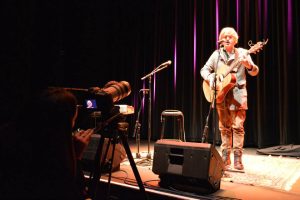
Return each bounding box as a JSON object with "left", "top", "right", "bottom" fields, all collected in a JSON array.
[{"left": 69, "top": 80, "right": 131, "bottom": 131}]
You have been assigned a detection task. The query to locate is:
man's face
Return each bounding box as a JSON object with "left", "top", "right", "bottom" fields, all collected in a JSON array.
[{"left": 222, "top": 34, "right": 236, "bottom": 50}]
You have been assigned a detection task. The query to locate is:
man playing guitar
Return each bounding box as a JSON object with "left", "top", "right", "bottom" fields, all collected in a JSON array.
[{"left": 200, "top": 27, "right": 260, "bottom": 171}]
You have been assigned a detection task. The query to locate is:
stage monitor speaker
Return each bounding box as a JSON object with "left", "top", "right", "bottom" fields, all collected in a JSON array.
[
  {"left": 81, "top": 134, "right": 126, "bottom": 173},
  {"left": 152, "top": 139, "right": 224, "bottom": 194}
]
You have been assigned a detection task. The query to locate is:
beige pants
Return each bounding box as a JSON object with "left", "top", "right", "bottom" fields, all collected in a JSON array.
[{"left": 217, "top": 108, "right": 246, "bottom": 152}]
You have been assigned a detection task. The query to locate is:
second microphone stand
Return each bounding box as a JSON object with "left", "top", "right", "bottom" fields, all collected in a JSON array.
[
  {"left": 133, "top": 89, "right": 148, "bottom": 158},
  {"left": 141, "top": 62, "right": 171, "bottom": 159}
]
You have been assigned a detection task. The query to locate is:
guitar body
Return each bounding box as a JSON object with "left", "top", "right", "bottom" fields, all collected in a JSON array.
[
  {"left": 202, "top": 64, "right": 237, "bottom": 103},
  {"left": 202, "top": 39, "right": 268, "bottom": 103}
]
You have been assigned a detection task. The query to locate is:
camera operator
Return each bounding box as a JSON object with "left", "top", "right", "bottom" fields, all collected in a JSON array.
[{"left": 0, "top": 88, "right": 93, "bottom": 199}]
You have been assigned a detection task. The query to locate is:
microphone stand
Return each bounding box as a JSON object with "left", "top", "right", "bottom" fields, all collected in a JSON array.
[
  {"left": 201, "top": 102, "right": 213, "bottom": 143},
  {"left": 212, "top": 46, "right": 222, "bottom": 147},
  {"left": 133, "top": 89, "right": 148, "bottom": 159},
  {"left": 147, "top": 77, "right": 152, "bottom": 159},
  {"left": 202, "top": 46, "right": 222, "bottom": 146},
  {"left": 141, "top": 63, "right": 171, "bottom": 159}
]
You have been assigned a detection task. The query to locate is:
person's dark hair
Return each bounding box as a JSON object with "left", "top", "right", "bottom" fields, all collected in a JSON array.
[
  {"left": 34, "top": 88, "right": 78, "bottom": 132},
  {"left": 13, "top": 88, "right": 81, "bottom": 199},
  {"left": 19, "top": 88, "right": 77, "bottom": 142}
]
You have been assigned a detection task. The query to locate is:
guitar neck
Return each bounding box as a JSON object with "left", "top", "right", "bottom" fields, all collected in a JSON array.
[
  {"left": 218, "top": 39, "right": 268, "bottom": 78},
  {"left": 223, "top": 51, "right": 250, "bottom": 78}
]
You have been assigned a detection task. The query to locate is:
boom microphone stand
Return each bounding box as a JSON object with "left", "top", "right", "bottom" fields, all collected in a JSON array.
[{"left": 141, "top": 60, "right": 172, "bottom": 159}]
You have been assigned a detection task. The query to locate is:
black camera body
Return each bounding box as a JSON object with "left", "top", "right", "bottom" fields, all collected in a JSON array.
[{"left": 70, "top": 81, "right": 131, "bottom": 131}]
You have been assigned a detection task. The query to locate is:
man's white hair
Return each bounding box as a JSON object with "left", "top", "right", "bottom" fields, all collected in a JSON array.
[{"left": 219, "top": 27, "right": 239, "bottom": 44}]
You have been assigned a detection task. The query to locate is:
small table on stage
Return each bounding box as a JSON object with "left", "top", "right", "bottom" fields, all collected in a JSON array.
[{"left": 116, "top": 105, "right": 134, "bottom": 115}]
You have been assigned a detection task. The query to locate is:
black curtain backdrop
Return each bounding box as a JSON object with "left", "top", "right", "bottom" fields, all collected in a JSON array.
[{"left": 1, "top": 0, "right": 299, "bottom": 148}]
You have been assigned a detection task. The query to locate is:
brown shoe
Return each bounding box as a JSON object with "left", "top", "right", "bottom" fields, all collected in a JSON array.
[
  {"left": 234, "top": 150, "right": 244, "bottom": 170},
  {"left": 222, "top": 149, "right": 231, "bottom": 170}
]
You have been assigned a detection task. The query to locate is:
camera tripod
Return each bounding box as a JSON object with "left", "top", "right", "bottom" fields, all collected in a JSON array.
[{"left": 87, "top": 119, "right": 148, "bottom": 200}]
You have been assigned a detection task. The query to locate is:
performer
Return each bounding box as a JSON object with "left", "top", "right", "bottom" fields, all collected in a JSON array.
[{"left": 200, "top": 27, "right": 259, "bottom": 170}]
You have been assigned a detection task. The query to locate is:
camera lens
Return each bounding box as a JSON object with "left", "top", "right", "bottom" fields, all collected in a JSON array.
[{"left": 102, "top": 81, "right": 131, "bottom": 103}]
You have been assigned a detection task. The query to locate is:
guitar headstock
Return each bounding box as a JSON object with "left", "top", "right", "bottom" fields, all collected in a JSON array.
[{"left": 247, "top": 38, "right": 268, "bottom": 54}]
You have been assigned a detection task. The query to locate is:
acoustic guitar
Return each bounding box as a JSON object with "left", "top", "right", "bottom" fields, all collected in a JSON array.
[{"left": 202, "top": 39, "right": 268, "bottom": 103}]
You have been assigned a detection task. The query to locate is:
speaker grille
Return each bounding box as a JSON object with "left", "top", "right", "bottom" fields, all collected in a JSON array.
[{"left": 152, "top": 139, "right": 224, "bottom": 194}]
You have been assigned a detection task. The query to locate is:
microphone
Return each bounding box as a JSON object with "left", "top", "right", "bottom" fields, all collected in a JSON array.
[
  {"left": 217, "top": 39, "right": 226, "bottom": 48},
  {"left": 141, "top": 60, "right": 172, "bottom": 80},
  {"left": 158, "top": 60, "right": 172, "bottom": 68}
]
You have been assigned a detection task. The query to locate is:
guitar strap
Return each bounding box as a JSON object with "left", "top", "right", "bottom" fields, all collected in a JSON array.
[{"left": 229, "top": 48, "right": 240, "bottom": 73}]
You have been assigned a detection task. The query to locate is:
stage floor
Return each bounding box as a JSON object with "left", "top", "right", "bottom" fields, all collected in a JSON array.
[{"left": 85, "top": 139, "right": 300, "bottom": 200}]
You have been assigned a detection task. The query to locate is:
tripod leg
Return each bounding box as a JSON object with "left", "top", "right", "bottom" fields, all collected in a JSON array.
[
  {"left": 122, "top": 136, "right": 148, "bottom": 199},
  {"left": 106, "top": 137, "right": 117, "bottom": 200},
  {"left": 88, "top": 135, "right": 108, "bottom": 199},
  {"left": 118, "top": 123, "right": 148, "bottom": 200}
]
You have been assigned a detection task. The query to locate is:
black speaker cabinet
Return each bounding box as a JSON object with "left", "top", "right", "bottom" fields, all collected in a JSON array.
[
  {"left": 152, "top": 139, "right": 224, "bottom": 194},
  {"left": 81, "top": 134, "right": 126, "bottom": 173}
]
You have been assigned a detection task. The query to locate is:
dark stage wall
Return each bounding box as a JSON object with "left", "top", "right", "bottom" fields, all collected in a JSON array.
[{"left": 1, "top": 0, "right": 300, "bottom": 147}]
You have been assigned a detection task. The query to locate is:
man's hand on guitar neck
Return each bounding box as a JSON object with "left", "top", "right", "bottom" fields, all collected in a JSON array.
[
  {"left": 208, "top": 73, "right": 224, "bottom": 90},
  {"left": 239, "top": 55, "right": 253, "bottom": 70}
]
